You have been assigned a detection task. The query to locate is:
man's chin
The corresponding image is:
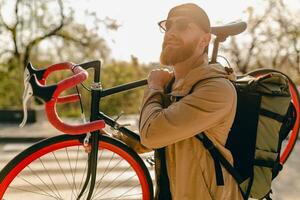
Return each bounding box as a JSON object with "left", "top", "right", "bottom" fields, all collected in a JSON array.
[
  {"left": 160, "top": 52, "right": 186, "bottom": 66},
  {"left": 160, "top": 49, "right": 178, "bottom": 65}
]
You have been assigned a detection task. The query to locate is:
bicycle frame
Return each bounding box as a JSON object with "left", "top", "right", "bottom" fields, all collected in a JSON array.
[{"left": 76, "top": 60, "right": 148, "bottom": 199}]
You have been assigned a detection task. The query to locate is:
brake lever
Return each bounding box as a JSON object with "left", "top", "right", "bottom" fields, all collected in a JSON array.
[
  {"left": 23, "top": 67, "right": 31, "bottom": 85},
  {"left": 19, "top": 72, "right": 33, "bottom": 128}
]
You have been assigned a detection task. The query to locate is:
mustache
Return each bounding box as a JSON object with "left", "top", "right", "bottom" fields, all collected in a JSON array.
[{"left": 163, "top": 37, "right": 183, "bottom": 48}]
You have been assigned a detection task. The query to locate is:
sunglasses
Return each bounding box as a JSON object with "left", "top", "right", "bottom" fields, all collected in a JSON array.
[{"left": 158, "top": 18, "right": 192, "bottom": 33}]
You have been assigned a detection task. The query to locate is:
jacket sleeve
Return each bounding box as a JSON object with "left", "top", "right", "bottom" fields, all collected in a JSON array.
[{"left": 138, "top": 80, "right": 236, "bottom": 149}]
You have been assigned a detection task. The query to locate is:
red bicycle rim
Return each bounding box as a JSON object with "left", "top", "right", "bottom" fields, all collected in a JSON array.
[
  {"left": 0, "top": 139, "right": 151, "bottom": 200},
  {"left": 281, "top": 82, "right": 300, "bottom": 164}
]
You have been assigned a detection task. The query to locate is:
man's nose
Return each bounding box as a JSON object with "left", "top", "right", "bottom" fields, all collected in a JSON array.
[{"left": 165, "top": 27, "right": 177, "bottom": 38}]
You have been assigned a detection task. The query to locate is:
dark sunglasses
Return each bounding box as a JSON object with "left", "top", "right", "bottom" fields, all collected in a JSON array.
[{"left": 158, "top": 18, "right": 191, "bottom": 33}]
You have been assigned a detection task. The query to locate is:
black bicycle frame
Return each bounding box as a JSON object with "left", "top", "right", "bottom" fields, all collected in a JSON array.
[
  {"left": 77, "top": 60, "right": 148, "bottom": 199},
  {"left": 82, "top": 60, "right": 147, "bottom": 141}
]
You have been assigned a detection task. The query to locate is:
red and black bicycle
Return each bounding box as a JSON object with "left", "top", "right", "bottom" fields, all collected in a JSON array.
[
  {"left": 0, "top": 61, "right": 154, "bottom": 200},
  {"left": 0, "top": 21, "right": 299, "bottom": 200}
]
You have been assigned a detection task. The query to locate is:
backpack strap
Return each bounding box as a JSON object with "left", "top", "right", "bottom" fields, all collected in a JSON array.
[
  {"left": 172, "top": 77, "right": 246, "bottom": 193},
  {"left": 173, "top": 77, "right": 230, "bottom": 187},
  {"left": 196, "top": 133, "right": 248, "bottom": 200},
  {"left": 156, "top": 148, "right": 172, "bottom": 200},
  {"left": 155, "top": 77, "right": 175, "bottom": 200},
  {"left": 196, "top": 133, "right": 244, "bottom": 184}
]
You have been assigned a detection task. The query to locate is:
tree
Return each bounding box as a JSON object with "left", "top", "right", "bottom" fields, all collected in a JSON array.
[
  {"left": 0, "top": 0, "right": 119, "bottom": 108},
  {"left": 220, "top": 0, "right": 300, "bottom": 80}
]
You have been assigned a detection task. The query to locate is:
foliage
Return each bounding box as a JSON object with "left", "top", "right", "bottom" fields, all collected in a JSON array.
[
  {"left": 0, "top": 0, "right": 118, "bottom": 109},
  {"left": 100, "top": 57, "right": 153, "bottom": 116},
  {"left": 219, "top": 0, "right": 300, "bottom": 80},
  {"left": 55, "top": 56, "right": 154, "bottom": 117}
]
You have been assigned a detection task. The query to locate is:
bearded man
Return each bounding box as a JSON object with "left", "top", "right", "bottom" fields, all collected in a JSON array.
[
  {"left": 138, "top": 3, "right": 243, "bottom": 200},
  {"left": 115, "top": 3, "right": 243, "bottom": 200}
]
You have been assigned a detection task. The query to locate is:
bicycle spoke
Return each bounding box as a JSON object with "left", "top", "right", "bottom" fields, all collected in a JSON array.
[
  {"left": 114, "top": 183, "right": 142, "bottom": 200},
  {"left": 52, "top": 151, "right": 77, "bottom": 199},
  {"left": 94, "top": 192, "right": 143, "bottom": 200},
  {"left": 12, "top": 175, "right": 59, "bottom": 199},
  {"left": 90, "top": 146, "right": 105, "bottom": 199},
  {"left": 73, "top": 145, "right": 80, "bottom": 196},
  {"left": 39, "top": 158, "right": 63, "bottom": 199},
  {"left": 92, "top": 152, "right": 121, "bottom": 198},
  {"left": 26, "top": 164, "right": 61, "bottom": 199},
  {"left": 77, "top": 155, "right": 89, "bottom": 195},
  {"left": 9, "top": 186, "right": 61, "bottom": 199},
  {"left": 93, "top": 165, "right": 132, "bottom": 199},
  {"left": 65, "top": 147, "right": 76, "bottom": 200},
  {"left": 91, "top": 151, "right": 116, "bottom": 198}
]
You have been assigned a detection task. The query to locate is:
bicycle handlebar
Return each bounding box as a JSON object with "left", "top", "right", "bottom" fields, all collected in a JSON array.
[{"left": 22, "top": 62, "right": 105, "bottom": 135}]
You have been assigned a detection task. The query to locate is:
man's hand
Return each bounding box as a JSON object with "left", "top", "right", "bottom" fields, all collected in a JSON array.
[{"left": 148, "top": 68, "right": 173, "bottom": 90}]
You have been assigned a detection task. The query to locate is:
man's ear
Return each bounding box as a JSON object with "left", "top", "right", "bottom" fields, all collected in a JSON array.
[
  {"left": 202, "top": 33, "right": 211, "bottom": 47},
  {"left": 196, "top": 33, "right": 211, "bottom": 54}
]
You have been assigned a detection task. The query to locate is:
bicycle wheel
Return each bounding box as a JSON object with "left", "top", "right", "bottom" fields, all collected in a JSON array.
[
  {"left": 0, "top": 134, "right": 154, "bottom": 200},
  {"left": 247, "top": 68, "right": 300, "bottom": 164}
]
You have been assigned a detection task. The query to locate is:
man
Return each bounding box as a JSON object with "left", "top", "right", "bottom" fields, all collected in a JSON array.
[
  {"left": 140, "top": 3, "right": 244, "bottom": 200},
  {"left": 117, "top": 3, "right": 243, "bottom": 200}
]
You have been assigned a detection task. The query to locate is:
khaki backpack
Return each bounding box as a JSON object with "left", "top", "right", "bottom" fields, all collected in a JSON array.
[{"left": 192, "top": 72, "right": 297, "bottom": 199}]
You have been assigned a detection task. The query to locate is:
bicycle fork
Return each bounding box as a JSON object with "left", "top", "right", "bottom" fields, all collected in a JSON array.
[
  {"left": 78, "top": 81, "right": 103, "bottom": 200},
  {"left": 77, "top": 131, "right": 101, "bottom": 200}
]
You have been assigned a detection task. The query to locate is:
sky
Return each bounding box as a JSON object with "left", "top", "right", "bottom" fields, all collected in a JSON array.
[
  {"left": 71, "top": 0, "right": 264, "bottom": 64},
  {"left": 4, "top": 0, "right": 298, "bottom": 64}
]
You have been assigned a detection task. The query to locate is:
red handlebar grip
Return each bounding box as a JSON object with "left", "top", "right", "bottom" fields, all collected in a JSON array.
[
  {"left": 45, "top": 101, "right": 105, "bottom": 134},
  {"left": 57, "top": 94, "right": 80, "bottom": 104},
  {"left": 44, "top": 62, "right": 106, "bottom": 134},
  {"left": 53, "top": 69, "right": 88, "bottom": 98},
  {"left": 40, "top": 62, "right": 74, "bottom": 84}
]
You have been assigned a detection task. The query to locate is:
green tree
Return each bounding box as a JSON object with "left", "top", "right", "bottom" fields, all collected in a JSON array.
[
  {"left": 56, "top": 56, "right": 154, "bottom": 118},
  {"left": 100, "top": 56, "right": 153, "bottom": 116},
  {"left": 0, "top": 0, "right": 119, "bottom": 108},
  {"left": 220, "top": 0, "right": 300, "bottom": 80}
]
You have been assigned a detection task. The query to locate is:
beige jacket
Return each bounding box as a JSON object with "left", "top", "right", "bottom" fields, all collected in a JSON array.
[{"left": 138, "top": 59, "right": 243, "bottom": 200}]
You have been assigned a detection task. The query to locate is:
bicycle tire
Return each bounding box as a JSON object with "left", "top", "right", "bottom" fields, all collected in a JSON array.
[
  {"left": 0, "top": 134, "right": 154, "bottom": 200},
  {"left": 247, "top": 68, "right": 300, "bottom": 164}
]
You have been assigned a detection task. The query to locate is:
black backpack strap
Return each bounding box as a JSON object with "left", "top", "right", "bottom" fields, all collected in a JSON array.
[
  {"left": 272, "top": 102, "right": 297, "bottom": 179},
  {"left": 156, "top": 148, "right": 172, "bottom": 200},
  {"left": 196, "top": 133, "right": 244, "bottom": 185}
]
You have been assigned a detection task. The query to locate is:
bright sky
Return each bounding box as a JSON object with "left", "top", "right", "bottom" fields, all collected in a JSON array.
[
  {"left": 70, "top": 0, "right": 265, "bottom": 64},
  {"left": 2, "top": 1, "right": 299, "bottom": 64}
]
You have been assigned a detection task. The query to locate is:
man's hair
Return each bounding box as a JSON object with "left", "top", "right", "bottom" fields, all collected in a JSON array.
[{"left": 167, "top": 3, "right": 211, "bottom": 33}]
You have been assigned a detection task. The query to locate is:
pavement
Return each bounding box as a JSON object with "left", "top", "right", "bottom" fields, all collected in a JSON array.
[{"left": 0, "top": 113, "right": 299, "bottom": 200}]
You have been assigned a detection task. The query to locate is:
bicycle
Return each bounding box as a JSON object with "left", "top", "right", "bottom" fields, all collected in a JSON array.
[{"left": 0, "top": 21, "right": 299, "bottom": 200}]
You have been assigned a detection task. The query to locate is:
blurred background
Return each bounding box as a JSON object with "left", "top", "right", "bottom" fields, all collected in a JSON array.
[
  {"left": 0, "top": 0, "right": 299, "bottom": 199},
  {"left": 0, "top": 0, "right": 299, "bottom": 116}
]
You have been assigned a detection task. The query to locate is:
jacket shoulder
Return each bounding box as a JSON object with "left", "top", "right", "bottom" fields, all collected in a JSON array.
[{"left": 192, "top": 77, "right": 235, "bottom": 94}]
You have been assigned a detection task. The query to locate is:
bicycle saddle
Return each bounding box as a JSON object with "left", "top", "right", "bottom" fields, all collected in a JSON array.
[{"left": 211, "top": 21, "right": 247, "bottom": 41}]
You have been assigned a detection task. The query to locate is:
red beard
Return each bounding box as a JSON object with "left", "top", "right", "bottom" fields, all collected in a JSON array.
[{"left": 160, "top": 37, "right": 198, "bottom": 66}]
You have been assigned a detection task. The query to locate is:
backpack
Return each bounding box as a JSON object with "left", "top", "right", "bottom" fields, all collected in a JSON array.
[{"left": 178, "top": 72, "right": 296, "bottom": 199}]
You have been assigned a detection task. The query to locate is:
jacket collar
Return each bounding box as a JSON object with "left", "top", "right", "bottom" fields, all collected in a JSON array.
[{"left": 166, "top": 58, "right": 236, "bottom": 97}]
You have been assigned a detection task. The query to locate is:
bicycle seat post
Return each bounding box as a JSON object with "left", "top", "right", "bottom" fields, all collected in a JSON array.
[
  {"left": 210, "top": 21, "right": 247, "bottom": 64},
  {"left": 211, "top": 37, "right": 221, "bottom": 64}
]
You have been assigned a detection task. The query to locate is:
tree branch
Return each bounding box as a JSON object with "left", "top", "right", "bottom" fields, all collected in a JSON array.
[
  {"left": 0, "top": 1, "right": 12, "bottom": 31},
  {"left": 55, "top": 32, "right": 89, "bottom": 46},
  {"left": 23, "top": 0, "right": 64, "bottom": 68}
]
